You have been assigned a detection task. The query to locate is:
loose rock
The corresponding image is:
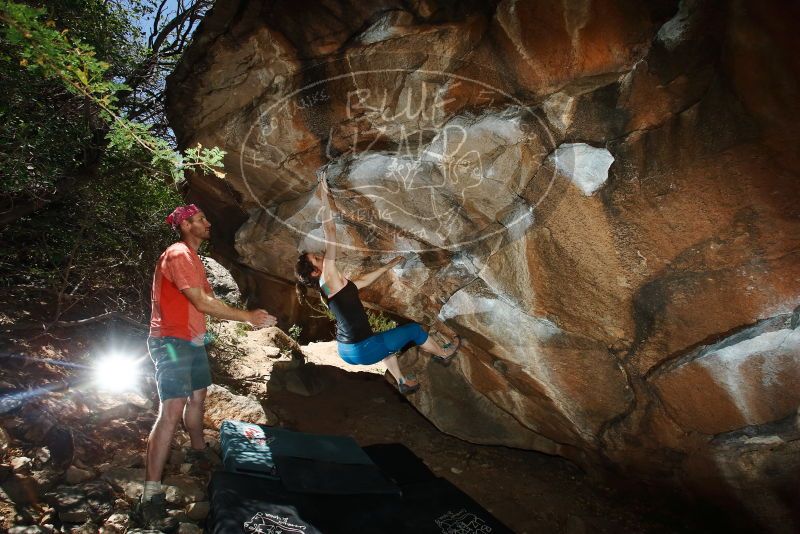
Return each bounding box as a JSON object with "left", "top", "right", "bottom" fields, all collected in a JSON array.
[
  {"left": 186, "top": 500, "right": 210, "bottom": 520},
  {"left": 65, "top": 466, "right": 94, "bottom": 485}
]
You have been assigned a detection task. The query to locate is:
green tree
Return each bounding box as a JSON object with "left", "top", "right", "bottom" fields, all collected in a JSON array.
[{"left": 0, "top": 0, "right": 219, "bottom": 330}]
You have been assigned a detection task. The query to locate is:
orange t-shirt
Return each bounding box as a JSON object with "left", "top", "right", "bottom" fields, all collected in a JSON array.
[{"left": 149, "top": 242, "right": 212, "bottom": 343}]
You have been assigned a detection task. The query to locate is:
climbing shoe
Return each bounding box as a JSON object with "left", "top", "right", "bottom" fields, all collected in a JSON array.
[
  {"left": 398, "top": 378, "right": 420, "bottom": 395},
  {"left": 432, "top": 335, "right": 461, "bottom": 367}
]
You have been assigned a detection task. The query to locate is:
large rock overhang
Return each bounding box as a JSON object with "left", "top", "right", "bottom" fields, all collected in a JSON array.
[{"left": 166, "top": 0, "right": 800, "bottom": 527}]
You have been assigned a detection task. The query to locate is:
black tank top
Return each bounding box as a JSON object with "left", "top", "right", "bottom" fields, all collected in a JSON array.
[{"left": 322, "top": 280, "right": 373, "bottom": 343}]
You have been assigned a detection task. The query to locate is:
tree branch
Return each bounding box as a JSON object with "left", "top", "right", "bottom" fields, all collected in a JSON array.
[{"left": 1, "top": 311, "right": 148, "bottom": 332}]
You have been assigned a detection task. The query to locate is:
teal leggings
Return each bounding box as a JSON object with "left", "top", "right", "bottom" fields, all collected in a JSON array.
[{"left": 337, "top": 323, "right": 429, "bottom": 365}]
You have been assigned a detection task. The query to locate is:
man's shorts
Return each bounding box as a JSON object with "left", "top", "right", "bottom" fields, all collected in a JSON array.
[{"left": 147, "top": 336, "right": 212, "bottom": 401}]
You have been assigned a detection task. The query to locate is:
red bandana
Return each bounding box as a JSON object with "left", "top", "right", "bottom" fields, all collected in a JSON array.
[{"left": 166, "top": 204, "right": 200, "bottom": 228}]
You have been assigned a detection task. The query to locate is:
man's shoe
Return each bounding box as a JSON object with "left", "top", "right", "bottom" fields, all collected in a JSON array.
[
  {"left": 134, "top": 492, "right": 178, "bottom": 532},
  {"left": 185, "top": 443, "right": 221, "bottom": 472}
]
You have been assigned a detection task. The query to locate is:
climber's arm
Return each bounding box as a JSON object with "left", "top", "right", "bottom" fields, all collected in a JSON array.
[
  {"left": 353, "top": 256, "right": 405, "bottom": 289},
  {"left": 318, "top": 174, "right": 337, "bottom": 264},
  {"left": 317, "top": 174, "right": 346, "bottom": 292}
]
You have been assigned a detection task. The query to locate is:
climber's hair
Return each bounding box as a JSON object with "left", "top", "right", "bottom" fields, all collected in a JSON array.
[
  {"left": 295, "top": 251, "right": 319, "bottom": 288},
  {"left": 295, "top": 251, "right": 320, "bottom": 307}
]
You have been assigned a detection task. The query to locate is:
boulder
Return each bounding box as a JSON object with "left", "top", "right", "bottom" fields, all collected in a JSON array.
[
  {"left": 177, "top": 523, "right": 204, "bottom": 534},
  {"left": 8, "top": 527, "right": 49, "bottom": 534},
  {"left": 166, "top": 0, "right": 800, "bottom": 528},
  {"left": 45, "top": 486, "right": 88, "bottom": 524},
  {"left": 0, "top": 426, "right": 11, "bottom": 454},
  {"left": 269, "top": 360, "right": 327, "bottom": 397},
  {"left": 3, "top": 474, "right": 39, "bottom": 504},
  {"left": 101, "top": 467, "right": 145, "bottom": 501},
  {"left": 203, "top": 384, "right": 276, "bottom": 430},
  {"left": 10, "top": 456, "right": 31, "bottom": 472},
  {"left": 102, "top": 513, "right": 132, "bottom": 533},
  {"left": 163, "top": 475, "right": 206, "bottom": 506},
  {"left": 186, "top": 500, "right": 210, "bottom": 521},
  {"left": 201, "top": 256, "right": 242, "bottom": 306},
  {"left": 110, "top": 449, "right": 143, "bottom": 469},
  {"left": 208, "top": 322, "right": 309, "bottom": 397},
  {"left": 32, "top": 447, "right": 50, "bottom": 467},
  {"left": 651, "top": 320, "right": 800, "bottom": 435},
  {"left": 69, "top": 521, "right": 99, "bottom": 533},
  {"left": 65, "top": 466, "right": 94, "bottom": 485}
]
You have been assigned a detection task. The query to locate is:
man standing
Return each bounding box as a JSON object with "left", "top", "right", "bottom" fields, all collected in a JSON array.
[{"left": 138, "top": 204, "right": 276, "bottom": 529}]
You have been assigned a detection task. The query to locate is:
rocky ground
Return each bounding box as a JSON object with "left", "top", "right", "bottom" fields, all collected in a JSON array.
[{"left": 0, "top": 319, "right": 732, "bottom": 533}]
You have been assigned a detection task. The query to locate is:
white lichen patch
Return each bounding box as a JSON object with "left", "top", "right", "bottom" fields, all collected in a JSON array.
[
  {"left": 743, "top": 435, "right": 784, "bottom": 446},
  {"left": 698, "top": 328, "right": 800, "bottom": 421},
  {"left": 550, "top": 143, "right": 613, "bottom": 196},
  {"left": 438, "top": 289, "right": 561, "bottom": 350},
  {"left": 656, "top": 0, "right": 692, "bottom": 51}
]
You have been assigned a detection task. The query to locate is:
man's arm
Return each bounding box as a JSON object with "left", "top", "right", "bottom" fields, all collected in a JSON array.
[
  {"left": 182, "top": 287, "right": 276, "bottom": 327},
  {"left": 353, "top": 256, "right": 405, "bottom": 289}
]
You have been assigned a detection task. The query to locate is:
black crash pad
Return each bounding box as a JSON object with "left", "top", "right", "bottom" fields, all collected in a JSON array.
[
  {"left": 362, "top": 442, "right": 437, "bottom": 486},
  {"left": 274, "top": 455, "right": 400, "bottom": 496},
  {"left": 392, "top": 477, "right": 514, "bottom": 533},
  {"left": 208, "top": 468, "right": 513, "bottom": 533},
  {"left": 208, "top": 470, "right": 400, "bottom": 534}
]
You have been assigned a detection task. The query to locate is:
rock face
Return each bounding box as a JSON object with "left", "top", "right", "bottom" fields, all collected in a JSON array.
[
  {"left": 201, "top": 256, "right": 242, "bottom": 306},
  {"left": 202, "top": 383, "right": 277, "bottom": 430},
  {"left": 166, "top": 0, "right": 800, "bottom": 528}
]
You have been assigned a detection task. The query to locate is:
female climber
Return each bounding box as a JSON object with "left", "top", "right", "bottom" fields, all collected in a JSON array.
[{"left": 295, "top": 175, "right": 460, "bottom": 394}]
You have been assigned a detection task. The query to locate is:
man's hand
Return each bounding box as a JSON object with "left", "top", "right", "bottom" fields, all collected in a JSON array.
[
  {"left": 246, "top": 309, "right": 277, "bottom": 329},
  {"left": 183, "top": 288, "right": 278, "bottom": 326}
]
